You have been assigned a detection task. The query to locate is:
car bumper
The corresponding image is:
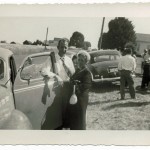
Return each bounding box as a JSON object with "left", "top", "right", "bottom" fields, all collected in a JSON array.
[
  {"left": 92, "top": 77, "right": 120, "bottom": 83},
  {"left": 92, "top": 74, "right": 135, "bottom": 83}
]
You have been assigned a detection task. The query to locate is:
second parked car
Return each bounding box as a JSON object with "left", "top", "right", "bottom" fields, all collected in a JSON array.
[
  {"left": 67, "top": 49, "right": 121, "bottom": 83},
  {"left": 88, "top": 49, "right": 121, "bottom": 82}
]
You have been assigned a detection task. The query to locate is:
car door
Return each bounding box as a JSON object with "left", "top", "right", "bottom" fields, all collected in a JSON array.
[{"left": 13, "top": 52, "right": 63, "bottom": 129}]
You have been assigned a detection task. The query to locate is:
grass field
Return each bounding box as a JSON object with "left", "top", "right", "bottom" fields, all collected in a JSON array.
[
  {"left": 87, "top": 58, "right": 150, "bottom": 130},
  {"left": 87, "top": 78, "right": 150, "bottom": 130},
  {"left": 1, "top": 43, "right": 150, "bottom": 130},
  {"left": 0, "top": 43, "right": 57, "bottom": 68}
]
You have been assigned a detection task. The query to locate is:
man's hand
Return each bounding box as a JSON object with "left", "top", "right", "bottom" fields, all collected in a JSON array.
[{"left": 54, "top": 75, "right": 63, "bottom": 87}]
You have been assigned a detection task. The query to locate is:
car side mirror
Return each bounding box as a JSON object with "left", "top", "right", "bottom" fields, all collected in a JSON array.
[
  {"left": 23, "top": 57, "right": 33, "bottom": 68},
  {"left": 23, "top": 75, "right": 32, "bottom": 85}
]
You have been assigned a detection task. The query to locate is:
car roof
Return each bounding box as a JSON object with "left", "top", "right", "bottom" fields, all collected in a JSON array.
[
  {"left": 89, "top": 49, "right": 121, "bottom": 57},
  {"left": 24, "top": 49, "right": 55, "bottom": 58},
  {"left": 67, "top": 49, "right": 82, "bottom": 54},
  {"left": 0, "top": 47, "right": 13, "bottom": 59},
  {"left": 26, "top": 51, "right": 51, "bottom": 58}
]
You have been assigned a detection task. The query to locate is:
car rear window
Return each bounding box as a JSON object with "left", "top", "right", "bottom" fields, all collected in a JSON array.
[
  {"left": 94, "top": 54, "right": 120, "bottom": 63},
  {"left": 0, "top": 59, "right": 4, "bottom": 80}
]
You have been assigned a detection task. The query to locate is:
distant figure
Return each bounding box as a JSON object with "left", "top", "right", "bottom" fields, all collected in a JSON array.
[
  {"left": 142, "top": 49, "right": 148, "bottom": 60},
  {"left": 141, "top": 49, "right": 148, "bottom": 74},
  {"left": 141, "top": 49, "right": 150, "bottom": 90},
  {"left": 118, "top": 48, "right": 136, "bottom": 100}
]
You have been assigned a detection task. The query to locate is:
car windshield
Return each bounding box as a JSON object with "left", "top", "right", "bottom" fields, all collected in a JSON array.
[
  {"left": 0, "top": 59, "right": 4, "bottom": 80},
  {"left": 94, "top": 54, "right": 120, "bottom": 63}
]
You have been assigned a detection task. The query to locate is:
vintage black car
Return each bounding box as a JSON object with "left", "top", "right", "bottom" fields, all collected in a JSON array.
[
  {"left": 67, "top": 49, "right": 121, "bottom": 83},
  {"left": 88, "top": 50, "right": 121, "bottom": 82}
]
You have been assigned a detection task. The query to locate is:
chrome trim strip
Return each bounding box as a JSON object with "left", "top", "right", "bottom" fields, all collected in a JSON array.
[{"left": 14, "top": 83, "right": 45, "bottom": 93}]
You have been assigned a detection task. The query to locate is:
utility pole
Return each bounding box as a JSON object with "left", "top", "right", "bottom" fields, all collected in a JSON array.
[
  {"left": 99, "top": 17, "right": 105, "bottom": 50},
  {"left": 45, "top": 27, "right": 48, "bottom": 50}
]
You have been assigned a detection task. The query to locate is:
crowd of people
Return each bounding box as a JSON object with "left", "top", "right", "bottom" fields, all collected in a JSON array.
[{"left": 40, "top": 37, "right": 150, "bottom": 130}]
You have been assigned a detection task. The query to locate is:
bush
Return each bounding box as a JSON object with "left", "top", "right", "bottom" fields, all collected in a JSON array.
[
  {"left": 23, "top": 40, "right": 32, "bottom": 45},
  {"left": 0, "top": 40, "right": 7, "bottom": 43},
  {"left": 10, "top": 41, "right": 16, "bottom": 44}
]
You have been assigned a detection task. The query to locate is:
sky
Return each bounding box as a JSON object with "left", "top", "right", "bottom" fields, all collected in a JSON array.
[{"left": 0, "top": 17, "right": 150, "bottom": 49}]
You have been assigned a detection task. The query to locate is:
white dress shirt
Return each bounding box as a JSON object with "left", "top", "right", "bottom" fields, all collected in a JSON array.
[
  {"left": 41, "top": 53, "right": 75, "bottom": 81},
  {"left": 118, "top": 54, "right": 136, "bottom": 72},
  {"left": 55, "top": 54, "right": 75, "bottom": 80}
]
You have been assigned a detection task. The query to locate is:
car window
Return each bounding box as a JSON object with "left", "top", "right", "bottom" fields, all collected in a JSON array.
[
  {"left": 94, "top": 54, "right": 120, "bottom": 63},
  {"left": 20, "top": 55, "right": 53, "bottom": 80},
  {"left": 0, "top": 59, "right": 4, "bottom": 80}
]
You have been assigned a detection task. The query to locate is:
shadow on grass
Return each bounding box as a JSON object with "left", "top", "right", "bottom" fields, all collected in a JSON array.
[
  {"left": 135, "top": 85, "right": 150, "bottom": 95},
  {"left": 103, "top": 101, "right": 150, "bottom": 110},
  {"left": 88, "top": 98, "right": 128, "bottom": 106},
  {"left": 88, "top": 100, "right": 113, "bottom": 106},
  {"left": 91, "top": 81, "right": 120, "bottom": 93},
  {"left": 88, "top": 101, "right": 101, "bottom": 106}
]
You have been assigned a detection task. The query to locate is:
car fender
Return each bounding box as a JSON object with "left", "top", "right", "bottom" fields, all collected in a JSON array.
[{"left": 1, "top": 109, "right": 32, "bottom": 130}]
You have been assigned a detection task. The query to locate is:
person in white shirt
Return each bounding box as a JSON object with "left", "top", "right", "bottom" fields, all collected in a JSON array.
[
  {"left": 118, "top": 48, "right": 136, "bottom": 100},
  {"left": 41, "top": 38, "right": 75, "bottom": 81},
  {"left": 141, "top": 49, "right": 148, "bottom": 73},
  {"left": 41, "top": 38, "right": 75, "bottom": 130}
]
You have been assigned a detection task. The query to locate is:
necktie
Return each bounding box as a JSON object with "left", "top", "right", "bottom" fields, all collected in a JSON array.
[{"left": 60, "top": 57, "right": 72, "bottom": 78}]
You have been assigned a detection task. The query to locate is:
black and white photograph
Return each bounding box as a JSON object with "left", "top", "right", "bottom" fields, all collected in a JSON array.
[{"left": 0, "top": 3, "right": 150, "bottom": 145}]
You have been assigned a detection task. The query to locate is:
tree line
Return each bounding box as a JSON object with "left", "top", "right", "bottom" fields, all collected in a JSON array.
[
  {"left": 1, "top": 17, "right": 136, "bottom": 53},
  {"left": 68, "top": 17, "right": 136, "bottom": 53},
  {"left": 22, "top": 34, "right": 92, "bottom": 51}
]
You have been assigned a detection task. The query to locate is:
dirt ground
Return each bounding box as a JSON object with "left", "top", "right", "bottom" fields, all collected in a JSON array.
[{"left": 87, "top": 75, "right": 150, "bottom": 130}]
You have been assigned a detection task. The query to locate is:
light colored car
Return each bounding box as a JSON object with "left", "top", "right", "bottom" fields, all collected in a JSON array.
[
  {"left": 0, "top": 47, "right": 67, "bottom": 129},
  {"left": 0, "top": 48, "right": 32, "bottom": 129}
]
